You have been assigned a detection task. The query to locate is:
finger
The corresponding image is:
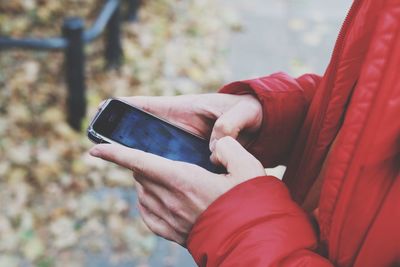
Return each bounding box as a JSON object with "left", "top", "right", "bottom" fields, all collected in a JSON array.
[
  {"left": 118, "top": 96, "right": 174, "bottom": 116},
  {"left": 136, "top": 182, "right": 170, "bottom": 226},
  {"left": 136, "top": 182, "right": 167, "bottom": 220},
  {"left": 89, "top": 143, "right": 179, "bottom": 187},
  {"left": 209, "top": 98, "right": 262, "bottom": 150},
  {"left": 135, "top": 176, "right": 195, "bottom": 234},
  {"left": 120, "top": 94, "right": 215, "bottom": 114},
  {"left": 210, "top": 136, "right": 265, "bottom": 178},
  {"left": 137, "top": 202, "right": 185, "bottom": 245}
]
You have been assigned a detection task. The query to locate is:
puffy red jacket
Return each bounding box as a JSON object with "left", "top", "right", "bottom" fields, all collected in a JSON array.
[{"left": 187, "top": 0, "right": 400, "bottom": 266}]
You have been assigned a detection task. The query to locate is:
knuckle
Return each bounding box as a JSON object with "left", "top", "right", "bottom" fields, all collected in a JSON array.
[
  {"left": 166, "top": 202, "right": 189, "bottom": 223},
  {"left": 138, "top": 195, "right": 147, "bottom": 209},
  {"left": 131, "top": 161, "right": 145, "bottom": 176},
  {"left": 174, "top": 223, "right": 190, "bottom": 237},
  {"left": 214, "top": 119, "right": 234, "bottom": 135},
  {"left": 146, "top": 222, "right": 161, "bottom": 237},
  {"left": 166, "top": 201, "right": 182, "bottom": 215},
  {"left": 176, "top": 180, "right": 191, "bottom": 196},
  {"left": 173, "top": 218, "right": 191, "bottom": 236},
  {"left": 167, "top": 218, "right": 185, "bottom": 235},
  {"left": 137, "top": 188, "right": 148, "bottom": 205},
  {"left": 164, "top": 200, "right": 192, "bottom": 226},
  {"left": 137, "top": 188, "right": 145, "bottom": 200}
]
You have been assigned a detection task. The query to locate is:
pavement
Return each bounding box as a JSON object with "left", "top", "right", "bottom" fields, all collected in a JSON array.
[{"left": 222, "top": 0, "right": 352, "bottom": 80}]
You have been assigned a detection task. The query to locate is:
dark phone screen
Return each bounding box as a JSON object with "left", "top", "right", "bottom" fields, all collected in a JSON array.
[{"left": 93, "top": 100, "right": 217, "bottom": 172}]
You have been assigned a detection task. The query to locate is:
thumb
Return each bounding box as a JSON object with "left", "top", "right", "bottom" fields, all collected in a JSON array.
[
  {"left": 210, "top": 136, "right": 265, "bottom": 178},
  {"left": 209, "top": 99, "right": 261, "bottom": 150}
]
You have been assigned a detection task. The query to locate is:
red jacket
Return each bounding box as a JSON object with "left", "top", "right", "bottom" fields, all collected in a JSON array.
[{"left": 187, "top": 0, "right": 400, "bottom": 266}]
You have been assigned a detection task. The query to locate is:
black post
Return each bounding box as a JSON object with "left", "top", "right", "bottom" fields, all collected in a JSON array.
[
  {"left": 127, "top": 0, "right": 141, "bottom": 21},
  {"left": 105, "top": 3, "right": 122, "bottom": 69},
  {"left": 62, "top": 17, "right": 86, "bottom": 131}
]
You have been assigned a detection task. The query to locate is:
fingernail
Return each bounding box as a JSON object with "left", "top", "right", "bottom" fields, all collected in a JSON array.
[
  {"left": 89, "top": 147, "right": 100, "bottom": 157},
  {"left": 210, "top": 139, "right": 216, "bottom": 151}
]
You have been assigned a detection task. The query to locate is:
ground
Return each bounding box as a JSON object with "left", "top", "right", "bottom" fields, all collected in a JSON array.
[{"left": 0, "top": 0, "right": 350, "bottom": 266}]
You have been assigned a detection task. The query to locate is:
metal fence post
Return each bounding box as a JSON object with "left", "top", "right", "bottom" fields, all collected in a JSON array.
[
  {"left": 127, "top": 0, "right": 141, "bottom": 21},
  {"left": 62, "top": 17, "right": 86, "bottom": 131},
  {"left": 105, "top": 3, "right": 122, "bottom": 69}
]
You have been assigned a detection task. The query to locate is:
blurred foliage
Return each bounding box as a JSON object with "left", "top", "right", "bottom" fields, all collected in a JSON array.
[{"left": 0, "top": 0, "right": 239, "bottom": 266}]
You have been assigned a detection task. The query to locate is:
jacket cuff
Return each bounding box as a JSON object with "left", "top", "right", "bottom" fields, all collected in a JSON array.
[
  {"left": 218, "top": 72, "right": 318, "bottom": 167},
  {"left": 187, "top": 176, "right": 317, "bottom": 267}
]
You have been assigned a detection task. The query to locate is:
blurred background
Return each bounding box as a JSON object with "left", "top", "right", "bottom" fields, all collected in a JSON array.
[{"left": 0, "top": 0, "right": 350, "bottom": 266}]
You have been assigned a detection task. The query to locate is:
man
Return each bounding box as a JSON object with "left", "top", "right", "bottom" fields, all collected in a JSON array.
[{"left": 90, "top": 0, "right": 400, "bottom": 266}]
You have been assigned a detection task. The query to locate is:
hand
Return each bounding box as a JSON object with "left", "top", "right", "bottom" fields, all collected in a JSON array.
[
  {"left": 89, "top": 136, "right": 265, "bottom": 246},
  {"left": 117, "top": 93, "right": 262, "bottom": 149}
]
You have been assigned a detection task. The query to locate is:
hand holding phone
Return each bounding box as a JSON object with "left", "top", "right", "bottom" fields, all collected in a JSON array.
[
  {"left": 89, "top": 135, "right": 266, "bottom": 246},
  {"left": 88, "top": 99, "right": 218, "bottom": 172},
  {"left": 88, "top": 95, "right": 265, "bottom": 245}
]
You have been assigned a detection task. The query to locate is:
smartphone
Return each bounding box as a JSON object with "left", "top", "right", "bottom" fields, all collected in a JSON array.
[{"left": 87, "top": 99, "right": 219, "bottom": 173}]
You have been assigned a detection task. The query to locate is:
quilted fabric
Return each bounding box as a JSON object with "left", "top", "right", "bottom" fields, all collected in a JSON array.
[{"left": 187, "top": 0, "right": 400, "bottom": 266}]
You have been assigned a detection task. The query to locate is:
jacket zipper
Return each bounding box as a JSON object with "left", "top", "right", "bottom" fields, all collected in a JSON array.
[
  {"left": 300, "top": 0, "right": 363, "bottom": 185},
  {"left": 331, "top": 6, "right": 400, "bottom": 263}
]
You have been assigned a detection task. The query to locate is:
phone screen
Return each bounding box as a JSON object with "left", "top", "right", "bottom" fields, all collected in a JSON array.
[{"left": 92, "top": 100, "right": 217, "bottom": 172}]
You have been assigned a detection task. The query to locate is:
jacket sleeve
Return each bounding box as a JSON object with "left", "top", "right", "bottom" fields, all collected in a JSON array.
[
  {"left": 219, "top": 72, "right": 321, "bottom": 168},
  {"left": 187, "top": 176, "right": 333, "bottom": 267}
]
